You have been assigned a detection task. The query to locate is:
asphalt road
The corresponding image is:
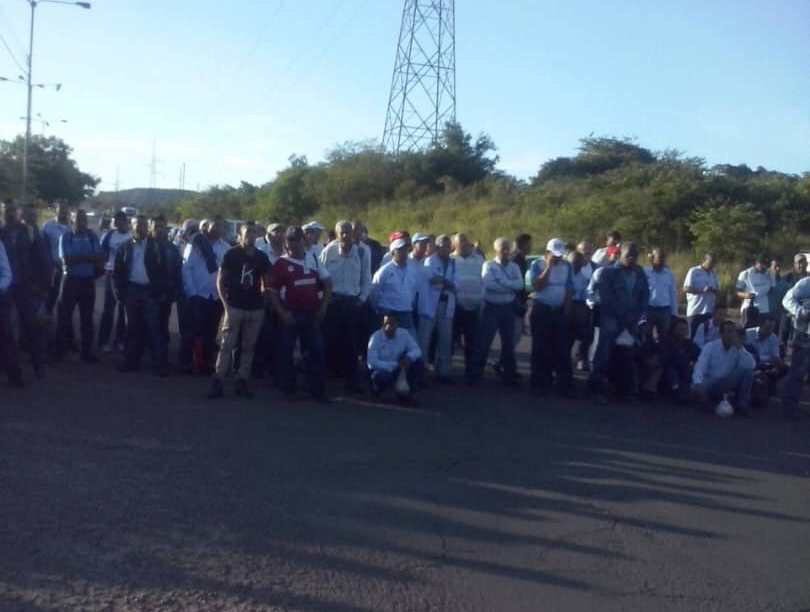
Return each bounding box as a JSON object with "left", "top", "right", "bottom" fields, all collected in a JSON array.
[{"left": 1, "top": 316, "right": 810, "bottom": 610}]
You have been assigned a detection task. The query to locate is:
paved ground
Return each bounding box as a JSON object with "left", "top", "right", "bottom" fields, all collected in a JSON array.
[{"left": 2, "top": 340, "right": 810, "bottom": 612}]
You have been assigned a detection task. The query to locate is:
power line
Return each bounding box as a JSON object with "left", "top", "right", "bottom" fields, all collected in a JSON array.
[{"left": 0, "top": 32, "right": 26, "bottom": 74}]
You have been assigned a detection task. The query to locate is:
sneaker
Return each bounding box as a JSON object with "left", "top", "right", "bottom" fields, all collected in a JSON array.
[{"left": 207, "top": 378, "right": 224, "bottom": 399}]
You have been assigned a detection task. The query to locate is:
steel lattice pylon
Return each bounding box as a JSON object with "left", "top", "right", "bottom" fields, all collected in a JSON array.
[{"left": 382, "top": 0, "right": 456, "bottom": 153}]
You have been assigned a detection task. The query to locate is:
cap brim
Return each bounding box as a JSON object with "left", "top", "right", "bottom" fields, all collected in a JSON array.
[{"left": 390, "top": 239, "right": 409, "bottom": 251}]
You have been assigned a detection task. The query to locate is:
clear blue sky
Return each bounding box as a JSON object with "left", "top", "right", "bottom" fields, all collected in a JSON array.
[{"left": 1, "top": 0, "right": 808, "bottom": 192}]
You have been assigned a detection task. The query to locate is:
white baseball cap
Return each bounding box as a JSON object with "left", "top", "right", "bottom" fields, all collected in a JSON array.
[
  {"left": 302, "top": 221, "right": 325, "bottom": 232},
  {"left": 546, "top": 238, "right": 567, "bottom": 258}
]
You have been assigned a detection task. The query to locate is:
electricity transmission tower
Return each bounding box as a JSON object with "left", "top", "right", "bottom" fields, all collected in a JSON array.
[{"left": 382, "top": 0, "right": 456, "bottom": 154}]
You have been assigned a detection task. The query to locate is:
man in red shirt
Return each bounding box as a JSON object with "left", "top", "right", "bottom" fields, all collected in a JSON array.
[{"left": 268, "top": 226, "right": 332, "bottom": 400}]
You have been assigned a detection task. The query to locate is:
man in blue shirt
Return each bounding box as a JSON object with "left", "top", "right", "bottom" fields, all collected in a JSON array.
[
  {"left": 780, "top": 276, "right": 810, "bottom": 420},
  {"left": 527, "top": 238, "right": 575, "bottom": 397},
  {"left": 57, "top": 209, "right": 103, "bottom": 362},
  {"left": 42, "top": 201, "right": 70, "bottom": 314},
  {"left": 0, "top": 238, "right": 22, "bottom": 387}
]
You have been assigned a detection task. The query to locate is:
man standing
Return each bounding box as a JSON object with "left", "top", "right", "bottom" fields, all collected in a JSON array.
[
  {"left": 0, "top": 238, "right": 22, "bottom": 386},
  {"left": 780, "top": 276, "right": 810, "bottom": 420},
  {"left": 589, "top": 242, "right": 650, "bottom": 401},
  {"left": 527, "top": 238, "right": 575, "bottom": 397},
  {"left": 683, "top": 253, "right": 719, "bottom": 341},
  {"left": 368, "top": 314, "right": 423, "bottom": 403},
  {"left": 253, "top": 222, "right": 285, "bottom": 378},
  {"left": 150, "top": 215, "right": 183, "bottom": 359},
  {"left": 57, "top": 209, "right": 103, "bottom": 363},
  {"left": 644, "top": 248, "right": 678, "bottom": 338},
  {"left": 42, "top": 202, "right": 70, "bottom": 314},
  {"left": 371, "top": 233, "right": 423, "bottom": 340},
  {"left": 736, "top": 255, "right": 773, "bottom": 329},
  {"left": 452, "top": 233, "right": 484, "bottom": 377},
  {"left": 208, "top": 224, "right": 271, "bottom": 399},
  {"left": 418, "top": 234, "right": 457, "bottom": 383},
  {"left": 181, "top": 216, "right": 230, "bottom": 374},
  {"left": 692, "top": 321, "right": 755, "bottom": 417},
  {"left": 468, "top": 237, "right": 525, "bottom": 385},
  {"left": 778, "top": 254, "right": 807, "bottom": 348},
  {"left": 302, "top": 221, "right": 325, "bottom": 269},
  {"left": 269, "top": 226, "right": 332, "bottom": 400},
  {"left": 320, "top": 220, "right": 371, "bottom": 394},
  {"left": 98, "top": 211, "right": 132, "bottom": 353},
  {"left": 114, "top": 215, "right": 170, "bottom": 376}
]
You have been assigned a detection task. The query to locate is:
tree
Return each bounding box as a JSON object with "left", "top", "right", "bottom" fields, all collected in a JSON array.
[
  {"left": 0, "top": 135, "right": 98, "bottom": 203},
  {"left": 689, "top": 202, "right": 767, "bottom": 263}
]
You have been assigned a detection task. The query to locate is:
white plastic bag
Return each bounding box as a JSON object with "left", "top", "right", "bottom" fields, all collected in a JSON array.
[
  {"left": 715, "top": 395, "right": 734, "bottom": 418},
  {"left": 394, "top": 369, "right": 411, "bottom": 395},
  {"left": 615, "top": 329, "right": 635, "bottom": 347}
]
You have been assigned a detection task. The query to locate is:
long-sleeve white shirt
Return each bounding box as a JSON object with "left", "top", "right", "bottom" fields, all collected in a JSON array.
[
  {"left": 645, "top": 266, "right": 678, "bottom": 314},
  {"left": 782, "top": 276, "right": 810, "bottom": 319},
  {"left": 419, "top": 254, "right": 457, "bottom": 319},
  {"left": 182, "top": 239, "right": 229, "bottom": 299},
  {"left": 692, "top": 339, "right": 755, "bottom": 386},
  {"left": 482, "top": 259, "right": 523, "bottom": 305},
  {"left": 684, "top": 265, "right": 719, "bottom": 317},
  {"left": 370, "top": 259, "right": 423, "bottom": 312},
  {"left": 319, "top": 241, "right": 371, "bottom": 301},
  {"left": 0, "top": 240, "right": 11, "bottom": 292},
  {"left": 367, "top": 327, "right": 422, "bottom": 372}
]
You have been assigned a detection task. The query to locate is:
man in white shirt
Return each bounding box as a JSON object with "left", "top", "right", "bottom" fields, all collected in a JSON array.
[
  {"left": 745, "top": 318, "right": 786, "bottom": 406},
  {"left": 468, "top": 237, "right": 524, "bottom": 385},
  {"left": 417, "top": 235, "right": 457, "bottom": 383},
  {"left": 255, "top": 222, "right": 285, "bottom": 264},
  {"left": 644, "top": 248, "right": 679, "bottom": 339},
  {"left": 781, "top": 276, "right": 810, "bottom": 419},
  {"left": 252, "top": 222, "right": 286, "bottom": 378},
  {"left": 736, "top": 254, "right": 774, "bottom": 329},
  {"left": 592, "top": 230, "right": 622, "bottom": 266},
  {"left": 98, "top": 210, "right": 131, "bottom": 352},
  {"left": 452, "top": 233, "right": 484, "bottom": 377},
  {"left": 302, "top": 221, "right": 325, "bottom": 269},
  {"left": 692, "top": 320, "right": 755, "bottom": 416},
  {"left": 320, "top": 220, "right": 370, "bottom": 393},
  {"left": 684, "top": 253, "right": 719, "bottom": 341},
  {"left": 370, "top": 233, "right": 423, "bottom": 341},
  {"left": 367, "top": 314, "right": 423, "bottom": 403}
]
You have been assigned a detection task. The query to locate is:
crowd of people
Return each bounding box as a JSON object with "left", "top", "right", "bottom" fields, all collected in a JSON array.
[{"left": 1, "top": 198, "right": 810, "bottom": 420}]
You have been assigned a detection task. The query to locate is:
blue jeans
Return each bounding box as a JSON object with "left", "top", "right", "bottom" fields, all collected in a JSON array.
[
  {"left": 782, "top": 344, "right": 810, "bottom": 416},
  {"left": 418, "top": 301, "right": 453, "bottom": 377},
  {"left": 123, "top": 284, "right": 167, "bottom": 372},
  {"left": 277, "top": 312, "right": 325, "bottom": 398},
  {"left": 470, "top": 302, "right": 516, "bottom": 382},
  {"left": 589, "top": 314, "right": 621, "bottom": 391}
]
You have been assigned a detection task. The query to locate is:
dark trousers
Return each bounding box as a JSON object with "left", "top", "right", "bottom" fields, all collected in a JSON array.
[
  {"left": 647, "top": 306, "right": 672, "bottom": 339},
  {"left": 0, "top": 294, "right": 22, "bottom": 382},
  {"left": 178, "top": 296, "right": 223, "bottom": 373},
  {"left": 453, "top": 305, "right": 479, "bottom": 375},
  {"left": 57, "top": 276, "right": 96, "bottom": 358},
  {"left": 159, "top": 300, "right": 172, "bottom": 345},
  {"left": 277, "top": 312, "right": 325, "bottom": 398},
  {"left": 530, "top": 302, "right": 572, "bottom": 392},
  {"left": 369, "top": 360, "right": 424, "bottom": 396},
  {"left": 781, "top": 343, "right": 810, "bottom": 417},
  {"left": 470, "top": 302, "right": 516, "bottom": 382},
  {"left": 323, "top": 295, "right": 363, "bottom": 385},
  {"left": 253, "top": 305, "right": 278, "bottom": 377},
  {"left": 46, "top": 265, "right": 62, "bottom": 314},
  {"left": 98, "top": 273, "right": 127, "bottom": 348},
  {"left": 10, "top": 284, "right": 46, "bottom": 371},
  {"left": 688, "top": 312, "right": 712, "bottom": 341},
  {"left": 568, "top": 301, "right": 593, "bottom": 364},
  {"left": 123, "top": 284, "right": 167, "bottom": 372},
  {"left": 662, "top": 352, "right": 692, "bottom": 401}
]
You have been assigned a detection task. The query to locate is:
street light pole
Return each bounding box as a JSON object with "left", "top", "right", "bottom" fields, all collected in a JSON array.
[
  {"left": 22, "top": 0, "right": 36, "bottom": 202},
  {"left": 20, "top": 0, "right": 91, "bottom": 202}
]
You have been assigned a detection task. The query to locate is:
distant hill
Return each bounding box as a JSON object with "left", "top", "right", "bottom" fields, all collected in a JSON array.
[{"left": 89, "top": 188, "right": 196, "bottom": 212}]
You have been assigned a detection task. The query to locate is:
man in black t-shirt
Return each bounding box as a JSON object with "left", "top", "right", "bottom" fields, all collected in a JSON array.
[{"left": 208, "top": 224, "right": 270, "bottom": 399}]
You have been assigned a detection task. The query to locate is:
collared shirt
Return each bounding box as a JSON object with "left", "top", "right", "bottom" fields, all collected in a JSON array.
[
  {"left": 645, "top": 265, "right": 678, "bottom": 314},
  {"left": 103, "top": 230, "right": 132, "bottom": 272},
  {"left": 270, "top": 255, "right": 330, "bottom": 313},
  {"left": 452, "top": 252, "right": 485, "bottom": 310},
  {"left": 371, "top": 259, "right": 423, "bottom": 312},
  {"left": 736, "top": 266, "right": 773, "bottom": 314},
  {"left": 59, "top": 230, "right": 100, "bottom": 279},
  {"left": 692, "top": 339, "right": 755, "bottom": 385},
  {"left": 586, "top": 263, "right": 615, "bottom": 308},
  {"left": 745, "top": 328, "right": 780, "bottom": 365},
  {"left": 526, "top": 259, "right": 574, "bottom": 308},
  {"left": 482, "top": 259, "right": 523, "bottom": 305},
  {"left": 367, "top": 327, "right": 422, "bottom": 372},
  {"left": 128, "top": 241, "right": 149, "bottom": 285},
  {"left": 419, "top": 254, "right": 457, "bottom": 319},
  {"left": 320, "top": 241, "right": 371, "bottom": 301},
  {"left": 0, "top": 240, "right": 11, "bottom": 292},
  {"left": 255, "top": 237, "right": 283, "bottom": 265},
  {"left": 571, "top": 266, "right": 590, "bottom": 302},
  {"left": 783, "top": 278, "right": 810, "bottom": 344},
  {"left": 683, "top": 265, "right": 719, "bottom": 317},
  {"left": 182, "top": 238, "right": 229, "bottom": 299},
  {"left": 42, "top": 219, "right": 68, "bottom": 264}
]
